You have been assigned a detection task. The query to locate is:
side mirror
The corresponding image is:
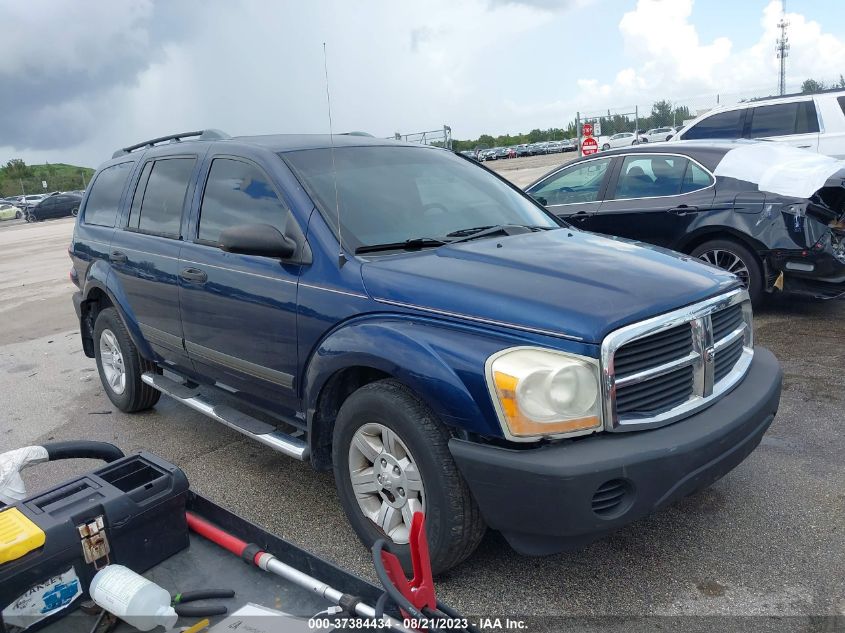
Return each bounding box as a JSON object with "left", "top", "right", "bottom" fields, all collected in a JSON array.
[{"left": 218, "top": 224, "right": 296, "bottom": 259}]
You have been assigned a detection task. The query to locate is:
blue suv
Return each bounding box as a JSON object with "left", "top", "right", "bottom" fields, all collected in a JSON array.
[{"left": 70, "top": 130, "right": 782, "bottom": 572}]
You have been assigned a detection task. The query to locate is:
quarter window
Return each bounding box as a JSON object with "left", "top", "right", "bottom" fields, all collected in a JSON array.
[
  {"left": 680, "top": 162, "right": 713, "bottom": 194},
  {"left": 198, "top": 159, "right": 288, "bottom": 243},
  {"left": 683, "top": 109, "right": 744, "bottom": 140},
  {"left": 83, "top": 162, "right": 134, "bottom": 227},
  {"left": 129, "top": 158, "right": 195, "bottom": 237},
  {"left": 614, "top": 155, "right": 688, "bottom": 200},
  {"left": 528, "top": 158, "right": 612, "bottom": 205}
]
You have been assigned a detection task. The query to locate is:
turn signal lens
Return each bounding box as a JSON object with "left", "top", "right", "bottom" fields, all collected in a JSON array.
[{"left": 487, "top": 348, "right": 602, "bottom": 440}]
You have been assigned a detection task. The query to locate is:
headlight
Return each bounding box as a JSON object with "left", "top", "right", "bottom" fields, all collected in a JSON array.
[{"left": 485, "top": 347, "right": 603, "bottom": 441}]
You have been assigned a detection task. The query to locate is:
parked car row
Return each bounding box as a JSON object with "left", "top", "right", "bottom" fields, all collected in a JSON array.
[
  {"left": 594, "top": 127, "right": 683, "bottom": 151},
  {"left": 0, "top": 190, "right": 84, "bottom": 222},
  {"left": 475, "top": 140, "right": 577, "bottom": 161}
]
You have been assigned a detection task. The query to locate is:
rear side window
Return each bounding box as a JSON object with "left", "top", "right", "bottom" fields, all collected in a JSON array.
[
  {"left": 683, "top": 109, "right": 744, "bottom": 140},
  {"left": 84, "top": 162, "right": 134, "bottom": 227},
  {"left": 838, "top": 96, "right": 845, "bottom": 117},
  {"left": 614, "top": 155, "right": 688, "bottom": 199},
  {"left": 128, "top": 158, "right": 195, "bottom": 237},
  {"left": 747, "top": 101, "right": 819, "bottom": 137},
  {"left": 198, "top": 158, "right": 287, "bottom": 243}
]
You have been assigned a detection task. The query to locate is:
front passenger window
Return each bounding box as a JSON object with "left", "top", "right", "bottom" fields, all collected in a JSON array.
[
  {"left": 527, "top": 157, "right": 612, "bottom": 206},
  {"left": 198, "top": 158, "right": 288, "bottom": 243}
]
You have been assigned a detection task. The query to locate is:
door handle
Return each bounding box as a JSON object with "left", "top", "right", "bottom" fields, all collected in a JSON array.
[
  {"left": 179, "top": 267, "right": 208, "bottom": 283},
  {"left": 109, "top": 250, "right": 127, "bottom": 264},
  {"left": 669, "top": 205, "right": 699, "bottom": 216},
  {"left": 796, "top": 144, "right": 811, "bottom": 149}
]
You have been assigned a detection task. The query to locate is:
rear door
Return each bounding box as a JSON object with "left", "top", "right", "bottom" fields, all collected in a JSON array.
[
  {"left": 109, "top": 155, "right": 199, "bottom": 371},
  {"left": 588, "top": 153, "right": 716, "bottom": 248},
  {"left": 178, "top": 155, "right": 301, "bottom": 411},
  {"left": 745, "top": 100, "right": 820, "bottom": 152},
  {"left": 524, "top": 156, "right": 613, "bottom": 227}
]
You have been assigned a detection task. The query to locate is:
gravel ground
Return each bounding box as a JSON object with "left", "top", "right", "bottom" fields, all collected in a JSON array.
[{"left": 1, "top": 209, "right": 843, "bottom": 630}]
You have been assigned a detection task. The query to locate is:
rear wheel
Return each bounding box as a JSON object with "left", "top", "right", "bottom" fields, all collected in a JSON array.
[
  {"left": 93, "top": 307, "right": 160, "bottom": 412},
  {"left": 71, "top": 207, "right": 79, "bottom": 217},
  {"left": 691, "top": 239, "right": 764, "bottom": 305},
  {"left": 333, "top": 379, "right": 486, "bottom": 574},
  {"left": 602, "top": 143, "right": 610, "bottom": 150}
]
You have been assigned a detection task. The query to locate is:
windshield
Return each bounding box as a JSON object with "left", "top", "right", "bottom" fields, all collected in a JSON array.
[{"left": 283, "top": 146, "right": 558, "bottom": 252}]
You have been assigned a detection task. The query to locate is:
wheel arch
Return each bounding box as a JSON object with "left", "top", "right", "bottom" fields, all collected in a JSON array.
[
  {"left": 81, "top": 273, "right": 153, "bottom": 360},
  {"left": 302, "top": 317, "right": 498, "bottom": 471}
]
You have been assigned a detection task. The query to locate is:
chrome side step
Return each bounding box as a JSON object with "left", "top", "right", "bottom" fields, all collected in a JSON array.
[{"left": 141, "top": 372, "right": 308, "bottom": 461}]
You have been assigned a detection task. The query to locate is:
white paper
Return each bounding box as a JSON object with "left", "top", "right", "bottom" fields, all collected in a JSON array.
[{"left": 714, "top": 142, "right": 845, "bottom": 199}]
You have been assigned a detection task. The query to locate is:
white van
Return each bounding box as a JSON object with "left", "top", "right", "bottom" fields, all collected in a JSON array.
[{"left": 671, "top": 89, "right": 845, "bottom": 158}]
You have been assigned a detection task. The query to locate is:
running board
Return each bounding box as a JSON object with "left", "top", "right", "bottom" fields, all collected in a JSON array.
[{"left": 141, "top": 372, "right": 309, "bottom": 461}]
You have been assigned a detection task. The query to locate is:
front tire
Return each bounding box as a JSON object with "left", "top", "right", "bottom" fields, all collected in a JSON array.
[
  {"left": 93, "top": 307, "right": 161, "bottom": 412},
  {"left": 602, "top": 143, "right": 610, "bottom": 151},
  {"left": 333, "top": 379, "right": 486, "bottom": 575},
  {"left": 691, "top": 239, "right": 764, "bottom": 305}
]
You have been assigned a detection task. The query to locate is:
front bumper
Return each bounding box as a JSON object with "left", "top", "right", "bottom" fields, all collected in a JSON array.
[{"left": 449, "top": 346, "right": 782, "bottom": 555}]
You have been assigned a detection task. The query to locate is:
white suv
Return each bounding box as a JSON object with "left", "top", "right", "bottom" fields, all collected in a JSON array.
[{"left": 672, "top": 90, "right": 845, "bottom": 158}]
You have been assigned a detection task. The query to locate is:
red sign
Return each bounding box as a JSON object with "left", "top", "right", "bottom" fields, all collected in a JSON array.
[
  {"left": 581, "top": 137, "right": 599, "bottom": 155},
  {"left": 582, "top": 123, "right": 594, "bottom": 137}
]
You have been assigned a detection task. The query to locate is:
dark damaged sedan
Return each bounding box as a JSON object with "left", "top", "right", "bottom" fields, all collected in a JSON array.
[{"left": 525, "top": 140, "right": 845, "bottom": 303}]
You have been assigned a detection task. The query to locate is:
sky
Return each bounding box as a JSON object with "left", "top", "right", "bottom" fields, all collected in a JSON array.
[{"left": 1, "top": 0, "right": 844, "bottom": 168}]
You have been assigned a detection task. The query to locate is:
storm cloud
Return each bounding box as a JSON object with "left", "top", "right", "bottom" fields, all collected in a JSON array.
[{"left": 0, "top": 0, "right": 195, "bottom": 149}]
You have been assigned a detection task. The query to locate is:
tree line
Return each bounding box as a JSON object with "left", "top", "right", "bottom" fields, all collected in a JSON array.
[{"left": 0, "top": 159, "right": 94, "bottom": 197}]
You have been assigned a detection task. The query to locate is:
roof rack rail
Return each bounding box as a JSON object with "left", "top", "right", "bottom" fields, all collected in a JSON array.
[{"left": 112, "top": 129, "right": 230, "bottom": 159}]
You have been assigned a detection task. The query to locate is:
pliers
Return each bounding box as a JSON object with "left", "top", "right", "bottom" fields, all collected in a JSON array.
[{"left": 171, "top": 589, "right": 235, "bottom": 617}]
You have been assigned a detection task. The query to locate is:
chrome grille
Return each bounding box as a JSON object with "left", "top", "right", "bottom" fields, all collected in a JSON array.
[
  {"left": 601, "top": 289, "right": 753, "bottom": 431},
  {"left": 615, "top": 365, "right": 694, "bottom": 415},
  {"left": 614, "top": 323, "right": 692, "bottom": 378}
]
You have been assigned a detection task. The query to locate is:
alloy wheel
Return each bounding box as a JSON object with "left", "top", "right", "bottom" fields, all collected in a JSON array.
[
  {"left": 347, "top": 422, "right": 425, "bottom": 544},
  {"left": 697, "top": 249, "right": 750, "bottom": 288},
  {"left": 99, "top": 329, "right": 127, "bottom": 395}
]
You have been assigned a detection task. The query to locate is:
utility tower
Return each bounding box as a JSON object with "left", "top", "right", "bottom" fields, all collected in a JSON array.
[{"left": 776, "top": 3, "right": 789, "bottom": 95}]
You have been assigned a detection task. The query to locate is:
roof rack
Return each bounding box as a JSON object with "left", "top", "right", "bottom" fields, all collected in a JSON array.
[{"left": 112, "top": 129, "right": 230, "bottom": 159}]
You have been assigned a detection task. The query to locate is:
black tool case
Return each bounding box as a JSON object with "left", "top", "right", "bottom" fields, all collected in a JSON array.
[{"left": 0, "top": 452, "right": 189, "bottom": 632}]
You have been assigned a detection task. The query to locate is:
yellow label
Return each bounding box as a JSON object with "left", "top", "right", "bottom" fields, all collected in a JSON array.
[{"left": 0, "top": 508, "right": 46, "bottom": 565}]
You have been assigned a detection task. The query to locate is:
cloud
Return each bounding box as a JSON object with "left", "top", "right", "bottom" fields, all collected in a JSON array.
[
  {"left": 0, "top": 0, "right": 198, "bottom": 150},
  {"left": 570, "top": 0, "right": 845, "bottom": 113}
]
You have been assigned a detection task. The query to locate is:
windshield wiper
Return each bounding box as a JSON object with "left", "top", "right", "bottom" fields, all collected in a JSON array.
[
  {"left": 447, "top": 224, "right": 552, "bottom": 244},
  {"left": 355, "top": 238, "right": 448, "bottom": 254}
]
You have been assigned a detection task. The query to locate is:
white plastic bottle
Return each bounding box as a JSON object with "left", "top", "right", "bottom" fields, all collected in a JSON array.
[{"left": 89, "top": 565, "right": 178, "bottom": 631}]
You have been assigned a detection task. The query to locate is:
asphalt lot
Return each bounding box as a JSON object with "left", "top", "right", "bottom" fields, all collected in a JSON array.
[
  {"left": 484, "top": 151, "right": 577, "bottom": 187},
  {"left": 1, "top": 210, "right": 843, "bottom": 627}
]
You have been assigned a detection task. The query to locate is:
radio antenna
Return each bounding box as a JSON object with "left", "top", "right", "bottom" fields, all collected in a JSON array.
[{"left": 323, "top": 42, "right": 346, "bottom": 268}]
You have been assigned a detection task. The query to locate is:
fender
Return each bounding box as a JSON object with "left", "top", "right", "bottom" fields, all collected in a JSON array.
[
  {"left": 82, "top": 263, "right": 155, "bottom": 360},
  {"left": 303, "top": 315, "right": 532, "bottom": 442}
]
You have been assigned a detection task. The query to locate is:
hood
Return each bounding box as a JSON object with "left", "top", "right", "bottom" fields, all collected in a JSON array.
[{"left": 361, "top": 230, "right": 739, "bottom": 344}]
